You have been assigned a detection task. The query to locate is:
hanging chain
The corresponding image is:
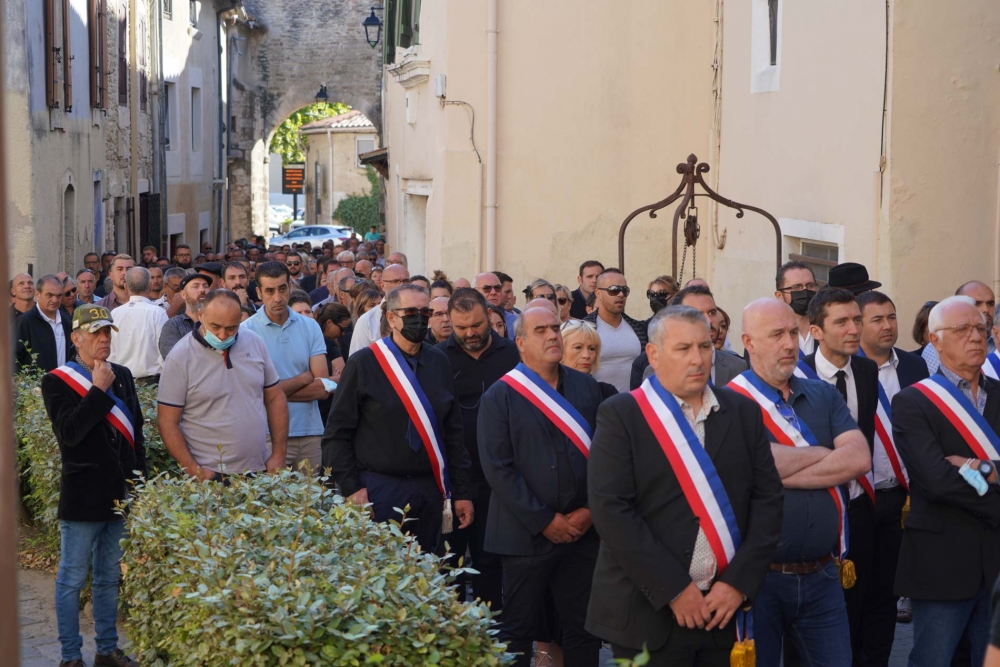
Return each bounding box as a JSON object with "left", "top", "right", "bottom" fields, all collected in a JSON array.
[
  {"left": 692, "top": 240, "right": 697, "bottom": 278},
  {"left": 679, "top": 243, "right": 689, "bottom": 283}
]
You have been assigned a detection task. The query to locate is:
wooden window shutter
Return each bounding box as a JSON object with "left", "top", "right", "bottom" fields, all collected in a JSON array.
[
  {"left": 45, "top": 0, "right": 59, "bottom": 108},
  {"left": 62, "top": 0, "right": 73, "bottom": 111},
  {"left": 89, "top": 0, "right": 108, "bottom": 108}
]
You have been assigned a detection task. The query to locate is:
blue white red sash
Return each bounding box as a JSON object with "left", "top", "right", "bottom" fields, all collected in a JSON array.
[
  {"left": 983, "top": 351, "right": 1000, "bottom": 381},
  {"left": 857, "top": 348, "right": 909, "bottom": 491},
  {"left": 913, "top": 374, "right": 1000, "bottom": 460},
  {"left": 728, "top": 371, "right": 850, "bottom": 560},
  {"left": 794, "top": 350, "right": 820, "bottom": 381},
  {"left": 370, "top": 337, "right": 452, "bottom": 499},
  {"left": 500, "top": 363, "right": 593, "bottom": 459},
  {"left": 632, "top": 376, "right": 740, "bottom": 570},
  {"left": 49, "top": 361, "right": 135, "bottom": 448}
]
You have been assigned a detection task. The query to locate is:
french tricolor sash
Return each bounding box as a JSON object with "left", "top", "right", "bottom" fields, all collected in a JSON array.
[
  {"left": 913, "top": 374, "right": 1000, "bottom": 460},
  {"left": 49, "top": 362, "right": 136, "bottom": 449},
  {"left": 857, "top": 348, "right": 909, "bottom": 491},
  {"left": 983, "top": 351, "right": 1000, "bottom": 381},
  {"left": 794, "top": 350, "right": 820, "bottom": 381},
  {"left": 728, "top": 371, "right": 850, "bottom": 562},
  {"left": 370, "top": 337, "right": 452, "bottom": 500},
  {"left": 632, "top": 376, "right": 741, "bottom": 570},
  {"left": 500, "top": 363, "right": 593, "bottom": 459}
]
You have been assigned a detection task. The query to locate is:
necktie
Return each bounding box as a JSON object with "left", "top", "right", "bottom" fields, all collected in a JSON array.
[{"left": 835, "top": 370, "right": 848, "bottom": 403}]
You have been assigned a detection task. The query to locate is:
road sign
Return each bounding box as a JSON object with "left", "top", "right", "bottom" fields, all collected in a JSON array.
[{"left": 282, "top": 164, "right": 305, "bottom": 195}]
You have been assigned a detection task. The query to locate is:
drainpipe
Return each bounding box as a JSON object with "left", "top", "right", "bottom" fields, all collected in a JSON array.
[
  {"left": 157, "top": 0, "right": 166, "bottom": 250},
  {"left": 327, "top": 128, "right": 334, "bottom": 223},
  {"left": 129, "top": 0, "right": 139, "bottom": 253},
  {"left": 216, "top": 4, "right": 231, "bottom": 247},
  {"left": 484, "top": 0, "right": 498, "bottom": 271}
]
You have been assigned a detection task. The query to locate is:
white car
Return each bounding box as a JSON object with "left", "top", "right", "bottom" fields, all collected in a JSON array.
[{"left": 270, "top": 225, "right": 355, "bottom": 246}]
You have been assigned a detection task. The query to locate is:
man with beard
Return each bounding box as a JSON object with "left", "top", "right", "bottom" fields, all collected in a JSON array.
[
  {"left": 224, "top": 262, "right": 256, "bottom": 314},
  {"left": 172, "top": 244, "right": 194, "bottom": 271},
  {"left": 158, "top": 273, "right": 210, "bottom": 359},
  {"left": 476, "top": 272, "right": 517, "bottom": 339},
  {"left": 97, "top": 254, "right": 136, "bottom": 311},
  {"left": 438, "top": 288, "right": 520, "bottom": 609},
  {"left": 161, "top": 267, "right": 187, "bottom": 317},
  {"left": 148, "top": 266, "right": 165, "bottom": 302},
  {"left": 141, "top": 245, "right": 159, "bottom": 268},
  {"left": 774, "top": 261, "right": 820, "bottom": 356}
]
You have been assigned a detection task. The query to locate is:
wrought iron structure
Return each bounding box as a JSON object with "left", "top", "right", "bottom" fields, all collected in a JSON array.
[{"left": 617, "top": 154, "right": 782, "bottom": 279}]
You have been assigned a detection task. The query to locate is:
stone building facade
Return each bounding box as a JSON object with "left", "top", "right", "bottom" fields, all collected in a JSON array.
[{"left": 300, "top": 110, "right": 378, "bottom": 227}]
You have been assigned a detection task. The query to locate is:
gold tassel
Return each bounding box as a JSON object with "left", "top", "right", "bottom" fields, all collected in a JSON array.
[
  {"left": 730, "top": 642, "right": 747, "bottom": 667},
  {"left": 901, "top": 495, "right": 910, "bottom": 528},
  {"left": 838, "top": 558, "right": 857, "bottom": 589},
  {"left": 744, "top": 639, "right": 756, "bottom": 667}
]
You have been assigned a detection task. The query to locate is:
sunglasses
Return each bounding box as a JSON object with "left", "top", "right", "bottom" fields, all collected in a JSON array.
[
  {"left": 64, "top": 288, "right": 77, "bottom": 297},
  {"left": 391, "top": 307, "right": 434, "bottom": 318},
  {"left": 286, "top": 261, "right": 301, "bottom": 267},
  {"left": 536, "top": 293, "right": 557, "bottom": 302},
  {"left": 481, "top": 284, "right": 503, "bottom": 293},
  {"left": 557, "top": 297, "right": 570, "bottom": 305},
  {"left": 598, "top": 285, "right": 631, "bottom": 297},
  {"left": 647, "top": 290, "right": 673, "bottom": 300}
]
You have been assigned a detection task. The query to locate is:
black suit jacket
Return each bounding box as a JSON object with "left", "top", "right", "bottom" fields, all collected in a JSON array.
[
  {"left": 585, "top": 387, "right": 784, "bottom": 650},
  {"left": 892, "top": 374, "right": 1000, "bottom": 600},
  {"left": 803, "top": 353, "right": 878, "bottom": 459},
  {"left": 13, "top": 307, "right": 74, "bottom": 373},
  {"left": 478, "top": 365, "right": 602, "bottom": 556},
  {"left": 894, "top": 347, "right": 930, "bottom": 389}
]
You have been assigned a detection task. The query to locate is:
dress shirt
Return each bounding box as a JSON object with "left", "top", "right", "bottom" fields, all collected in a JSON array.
[
  {"left": 799, "top": 331, "right": 815, "bottom": 356},
  {"left": 108, "top": 296, "right": 168, "bottom": 379},
  {"left": 922, "top": 344, "right": 941, "bottom": 375},
  {"left": 96, "top": 288, "right": 126, "bottom": 311},
  {"left": 940, "top": 364, "right": 988, "bottom": 415},
  {"left": 873, "top": 349, "right": 903, "bottom": 488},
  {"left": 813, "top": 348, "right": 863, "bottom": 498},
  {"left": 37, "top": 305, "right": 67, "bottom": 367},
  {"left": 710, "top": 348, "right": 716, "bottom": 385},
  {"left": 670, "top": 384, "right": 721, "bottom": 590},
  {"left": 348, "top": 299, "right": 385, "bottom": 356}
]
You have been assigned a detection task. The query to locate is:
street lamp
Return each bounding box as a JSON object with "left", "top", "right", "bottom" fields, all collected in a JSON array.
[
  {"left": 363, "top": 8, "right": 383, "bottom": 49},
  {"left": 315, "top": 85, "right": 329, "bottom": 105}
]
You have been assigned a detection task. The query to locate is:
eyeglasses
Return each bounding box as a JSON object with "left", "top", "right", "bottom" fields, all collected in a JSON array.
[
  {"left": 286, "top": 261, "right": 301, "bottom": 267},
  {"left": 556, "top": 297, "right": 570, "bottom": 305},
  {"left": 63, "top": 289, "right": 77, "bottom": 297},
  {"left": 392, "top": 307, "right": 434, "bottom": 318},
  {"left": 778, "top": 283, "right": 819, "bottom": 293},
  {"left": 383, "top": 278, "right": 411, "bottom": 287},
  {"left": 534, "top": 293, "right": 557, "bottom": 302},
  {"left": 647, "top": 290, "right": 674, "bottom": 301},
  {"left": 430, "top": 311, "right": 449, "bottom": 319},
  {"left": 480, "top": 284, "right": 503, "bottom": 293},
  {"left": 775, "top": 401, "right": 802, "bottom": 433},
  {"left": 932, "top": 323, "right": 989, "bottom": 338},
  {"left": 597, "top": 285, "right": 631, "bottom": 297}
]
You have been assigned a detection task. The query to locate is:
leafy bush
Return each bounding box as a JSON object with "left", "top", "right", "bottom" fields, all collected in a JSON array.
[
  {"left": 121, "top": 470, "right": 510, "bottom": 666},
  {"left": 333, "top": 167, "right": 380, "bottom": 235},
  {"left": 15, "top": 369, "right": 175, "bottom": 561}
]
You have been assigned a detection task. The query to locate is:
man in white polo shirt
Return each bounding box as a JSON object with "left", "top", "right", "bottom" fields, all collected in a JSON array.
[
  {"left": 158, "top": 289, "right": 288, "bottom": 479},
  {"left": 108, "top": 267, "right": 168, "bottom": 384}
]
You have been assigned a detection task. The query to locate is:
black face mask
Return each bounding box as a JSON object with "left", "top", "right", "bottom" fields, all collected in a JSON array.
[
  {"left": 398, "top": 314, "right": 430, "bottom": 343},
  {"left": 649, "top": 298, "right": 669, "bottom": 314},
  {"left": 789, "top": 289, "right": 817, "bottom": 317}
]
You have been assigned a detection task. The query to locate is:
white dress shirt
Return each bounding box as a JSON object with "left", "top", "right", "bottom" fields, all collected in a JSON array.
[
  {"left": 871, "top": 348, "right": 904, "bottom": 489},
  {"left": 348, "top": 298, "right": 385, "bottom": 356},
  {"left": 813, "top": 347, "right": 864, "bottom": 499},
  {"left": 108, "top": 296, "right": 169, "bottom": 378},
  {"left": 37, "top": 305, "right": 67, "bottom": 368},
  {"left": 799, "top": 331, "right": 815, "bottom": 356}
]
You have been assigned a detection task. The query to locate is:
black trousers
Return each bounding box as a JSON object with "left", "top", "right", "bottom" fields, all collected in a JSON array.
[
  {"left": 844, "top": 493, "right": 876, "bottom": 666},
  {"left": 443, "top": 480, "right": 503, "bottom": 611},
  {"left": 360, "top": 471, "right": 443, "bottom": 555},
  {"left": 611, "top": 623, "right": 735, "bottom": 667},
  {"left": 855, "top": 486, "right": 906, "bottom": 666},
  {"left": 500, "top": 532, "right": 601, "bottom": 667}
]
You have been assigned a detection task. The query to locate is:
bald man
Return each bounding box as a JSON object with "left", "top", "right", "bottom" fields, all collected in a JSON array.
[
  {"left": 349, "top": 263, "right": 410, "bottom": 356},
  {"left": 730, "top": 298, "right": 869, "bottom": 667},
  {"left": 10, "top": 272, "right": 35, "bottom": 319},
  {"left": 956, "top": 280, "right": 996, "bottom": 354},
  {"left": 454, "top": 277, "right": 472, "bottom": 289}
]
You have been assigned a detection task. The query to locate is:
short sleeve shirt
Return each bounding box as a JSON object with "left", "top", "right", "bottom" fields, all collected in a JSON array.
[
  {"left": 241, "top": 308, "right": 327, "bottom": 437},
  {"left": 157, "top": 329, "right": 279, "bottom": 473}
]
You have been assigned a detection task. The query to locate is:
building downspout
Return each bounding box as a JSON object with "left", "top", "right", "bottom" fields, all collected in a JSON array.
[
  {"left": 216, "top": 5, "right": 229, "bottom": 248},
  {"left": 157, "top": 0, "right": 166, "bottom": 248},
  {"left": 484, "top": 0, "right": 498, "bottom": 271},
  {"left": 327, "top": 128, "right": 334, "bottom": 223},
  {"left": 129, "top": 0, "right": 139, "bottom": 254}
]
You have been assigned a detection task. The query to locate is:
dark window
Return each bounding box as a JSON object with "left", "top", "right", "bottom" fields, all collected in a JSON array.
[
  {"left": 139, "top": 17, "right": 147, "bottom": 110},
  {"left": 89, "top": 0, "right": 108, "bottom": 109},
  {"left": 44, "top": 0, "right": 59, "bottom": 108},
  {"left": 163, "top": 0, "right": 172, "bottom": 19},
  {"left": 61, "top": 0, "right": 73, "bottom": 111},
  {"left": 768, "top": 0, "right": 779, "bottom": 67},
  {"left": 189, "top": 0, "right": 197, "bottom": 27},
  {"left": 117, "top": 4, "right": 127, "bottom": 106}
]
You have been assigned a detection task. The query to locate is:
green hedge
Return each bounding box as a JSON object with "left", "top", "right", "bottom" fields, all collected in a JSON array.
[
  {"left": 122, "top": 470, "right": 510, "bottom": 666},
  {"left": 15, "top": 369, "right": 177, "bottom": 559}
]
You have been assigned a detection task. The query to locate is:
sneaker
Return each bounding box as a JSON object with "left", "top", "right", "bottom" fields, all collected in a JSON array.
[{"left": 93, "top": 649, "right": 139, "bottom": 667}]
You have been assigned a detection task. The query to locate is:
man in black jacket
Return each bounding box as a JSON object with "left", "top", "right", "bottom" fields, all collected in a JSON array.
[
  {"left": 587, "top": 305, "right": 784, "bottom": 665},
  {"left": 41, "top": 305, "right": 145, "bottom": 667},
  {"left": 478, "top": 305, "right": 604, "bottom": 667},
  {"left": 893, "top": 296, "right": 1000, "bottom": 667},
  {"left": 14, "top": 274, "right": 74, "bottom": 373}
]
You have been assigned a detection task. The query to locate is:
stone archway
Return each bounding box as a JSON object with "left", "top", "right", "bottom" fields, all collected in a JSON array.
[{"left": 226, "top": 0, "right": 382, "bottom": 239}]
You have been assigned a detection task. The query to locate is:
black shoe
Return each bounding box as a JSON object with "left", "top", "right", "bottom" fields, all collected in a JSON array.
[
  {"left": 59, "top": 661, "right": 87, "bottom": 667},
  {"left": 94, "top": 649, "right": 139, "bottom": 667}
]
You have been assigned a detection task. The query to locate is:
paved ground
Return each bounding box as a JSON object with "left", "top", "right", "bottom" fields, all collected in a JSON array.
[{"left": 18, "top": 568, "right": 913, "bottom": 666}]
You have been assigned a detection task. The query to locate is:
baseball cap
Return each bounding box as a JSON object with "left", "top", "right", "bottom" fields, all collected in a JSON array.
[
  {"left": 72, "top": 305, "right": 118, "bottom": 333},
  {"left": 180, "top": 273, "right": 212, "bottom": 290}
]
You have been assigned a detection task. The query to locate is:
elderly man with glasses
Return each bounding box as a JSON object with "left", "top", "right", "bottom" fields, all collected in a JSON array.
[
  {"left": 581, "top": 269, "right": 648, "bottom": 393},
  {"left": 349, "top": 263, "right": 411, "bottom": 356}
]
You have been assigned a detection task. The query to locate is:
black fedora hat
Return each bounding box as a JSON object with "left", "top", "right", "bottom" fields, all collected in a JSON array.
[{"left": 828, "top": 262, "right": 881, "bottom": 295}]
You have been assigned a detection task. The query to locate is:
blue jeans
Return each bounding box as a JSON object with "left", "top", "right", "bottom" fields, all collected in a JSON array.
[
  {"left": 753, "top": 559, "right": 852, "bottom": 667},
  {"left": 908, "top": 590, "right": 990, "bottom": 667},
  {"left": 56, "top": 519, "right": 126, "bottom": 662}
]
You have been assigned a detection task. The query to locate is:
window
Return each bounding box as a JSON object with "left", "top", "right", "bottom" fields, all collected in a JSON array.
[
  {"left": 768, "top": 0, "right": 779, "bottom": 66},
  {"left": 750, "top": 0, "right": 781, "bottom": 93},
  {"left": 117, "top": 3, "right": 127, "bottom": 105},
  {"left": 44, "top": 0, "right": 73, "bottom": 110},
  {"left": 356, "top": 137, "right": 376, "bottom": 168},
  {"left": 190, "top": 87, "right": 202, "bottom": 150},
  {"left": 61, "top": 0, "right": 73, "bottom": 111},
  {"left": 189, "top": 0, "right": 198, "bottom": 27},
  {"left": 164, "top": 82, "right": 176, "bottom": 150},
  {"left": 385, "top": 0, "right": 420, "bottom": 63},
  {"left": 139, "top": 17, "right": 148, "bottom": 111},
  {"left": 163, "top": 0, "right": 172, "bottom": 19},
  {"left": 89, "top": 0, "right": 108, "bottom": 109},
  {"left": 790, "top": 242, "right": 839, "bottom": 284}
]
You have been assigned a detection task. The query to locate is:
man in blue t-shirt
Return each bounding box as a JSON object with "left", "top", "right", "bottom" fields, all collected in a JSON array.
[{"left": 364, "top": 225, "right": 381, "bottom": 242}]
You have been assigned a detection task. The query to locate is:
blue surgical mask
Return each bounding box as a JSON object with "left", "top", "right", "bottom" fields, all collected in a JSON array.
[{"left": 203, "top": 329, "right": 236, "bottom": 351}]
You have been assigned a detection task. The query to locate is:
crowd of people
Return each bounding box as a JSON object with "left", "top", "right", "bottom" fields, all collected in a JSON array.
[{"left": 12, "top": 233, "right": 1000, "bottom": 667}]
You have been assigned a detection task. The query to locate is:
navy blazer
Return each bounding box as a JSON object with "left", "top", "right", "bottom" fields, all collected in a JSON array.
[
  {"left": 478, "top": 365, "right": 603, "bottom": 556},
  {"left": 894, "top": 347, "right": 930, "bottom": 389}
]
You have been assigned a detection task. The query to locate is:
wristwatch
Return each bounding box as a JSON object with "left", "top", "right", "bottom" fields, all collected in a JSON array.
[{"left": 979, "top": 461, "right": 994, "bottom": 480}]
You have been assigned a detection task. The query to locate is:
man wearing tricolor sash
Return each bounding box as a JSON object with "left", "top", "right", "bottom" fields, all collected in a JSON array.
[
  {"left": 732, "top": 299, "right": 871, "bottom": 667},
  {"left": 586, "top": 305, "right": 783, "bottom": 666},
  {"left": 41, "top": 305, "right": 145, "bottom": 667},
  {"left": 982, "top": 304, "right": 1000, "bottom": 381},
  {"left": 478, "top": 305, "right": 605, "bottom": 666},
  {"left": 891, "top": 296, "right": 1000, "bottom": 667},
  {"left": 857, "top": 290, "right": 930, "bottom": 660},
  {"left": 323, "top": 284, "right": 474, "bottom": 555}
]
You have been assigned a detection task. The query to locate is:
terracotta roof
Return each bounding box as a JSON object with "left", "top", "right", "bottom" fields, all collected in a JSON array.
[{"left": 300, "top": 110, "right": 374, "bottom": 133}]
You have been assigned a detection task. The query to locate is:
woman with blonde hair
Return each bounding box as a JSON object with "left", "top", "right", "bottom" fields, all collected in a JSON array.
[
  {"left": 560, "top": 319, "right": 617, "bottom": 400},
  {"left": 553, "top": 285, "right": 573, "bottom": 323},
  {"left": 351, "top": 288, "right": 383, "bottom": 324}
]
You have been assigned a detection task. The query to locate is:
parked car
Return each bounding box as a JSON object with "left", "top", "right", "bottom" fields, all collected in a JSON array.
[{"left": 270, "top": 225, "right": 355, "bottom": 247}]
